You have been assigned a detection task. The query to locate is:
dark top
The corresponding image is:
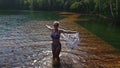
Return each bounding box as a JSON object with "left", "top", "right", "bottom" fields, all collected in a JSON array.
[{"left": 51, "top": 33, "right": 60, "bottom": 39}]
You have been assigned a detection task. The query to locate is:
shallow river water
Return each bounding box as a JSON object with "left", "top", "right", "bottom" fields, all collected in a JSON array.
[{"left": 0, "top": 13, "right": 87, "bottom": 68}]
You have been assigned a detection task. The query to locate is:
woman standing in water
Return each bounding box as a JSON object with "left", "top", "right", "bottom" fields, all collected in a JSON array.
[{"left": 46, "top": 21, "right": 77, "bottom": 65}]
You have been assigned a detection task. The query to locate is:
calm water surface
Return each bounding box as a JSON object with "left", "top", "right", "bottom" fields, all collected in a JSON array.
[
  {"left": 0, "top": 10, "right": 62, "bottom": 36},
  {"left": 77, "top": 15, "right": 120, "bottom": 50}
]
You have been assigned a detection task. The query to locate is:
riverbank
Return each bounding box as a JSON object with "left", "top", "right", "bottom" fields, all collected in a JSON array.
[{"left": 60, "top": 12, "right": 120, "bottom": 68}]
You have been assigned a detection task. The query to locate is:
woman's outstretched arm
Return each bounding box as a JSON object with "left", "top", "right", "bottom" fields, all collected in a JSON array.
[
  {"left": 46, "top": 25, "right": 53, "bottom": 30},
  {"left": 60, "top": 29, "right": 77, "bottom": 34}
]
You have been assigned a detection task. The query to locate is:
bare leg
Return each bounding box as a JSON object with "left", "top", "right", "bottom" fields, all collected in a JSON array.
[
  {"left": 52, "top": 46, "right": 61, "bottom": 65},
  {"left": 56, "top": 46, "right": 61, "bottom": 62},
  {"left": 52, "top": 48, "right": 56, "bottom": 61}
]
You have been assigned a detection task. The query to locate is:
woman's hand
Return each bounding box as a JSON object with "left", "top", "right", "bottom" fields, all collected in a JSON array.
[{"left": 46, "top": 25, "right": 53, "bottom": 30}]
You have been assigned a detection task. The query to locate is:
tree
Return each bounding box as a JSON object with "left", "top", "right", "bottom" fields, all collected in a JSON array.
[{"left": 70, "top": 2, "right": 86, "bottom": 12}]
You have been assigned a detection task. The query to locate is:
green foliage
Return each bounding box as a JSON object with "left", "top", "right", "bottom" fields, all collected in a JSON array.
[
  {"left": 0, "top": 0, "right": 119, "bottom": 20},
  {"left": 70, "top": 2, "right": 86, "bottom": 12},
  {"left": 70, "top": 2, "right": 80, "bottom": 10}
]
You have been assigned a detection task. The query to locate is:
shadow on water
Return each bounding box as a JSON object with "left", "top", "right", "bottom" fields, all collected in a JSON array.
[
  {"left": 0, "top": 10, "right": 65, "bottom": 21},
  {"left": 77, "top": 14, "right": 120, "bottom": 50}
]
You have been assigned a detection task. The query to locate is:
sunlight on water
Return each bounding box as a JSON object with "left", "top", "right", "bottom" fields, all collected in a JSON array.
[{"left": 0, "top": 11, "right": 87, "bottom": 67}]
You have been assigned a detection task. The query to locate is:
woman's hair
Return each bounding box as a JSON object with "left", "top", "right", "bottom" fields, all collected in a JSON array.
[{"left": 53, "top": 21, "right": 59, "bottom": 27}]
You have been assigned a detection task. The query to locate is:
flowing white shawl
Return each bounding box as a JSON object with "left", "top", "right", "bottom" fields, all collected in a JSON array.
[{"left": 61, "top": 33, "right": 80, "bottom": 48}]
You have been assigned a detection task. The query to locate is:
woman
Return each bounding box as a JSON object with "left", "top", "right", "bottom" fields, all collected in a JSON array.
[{"left": 46, "top": 21, "right": 77, "bottom": 65}]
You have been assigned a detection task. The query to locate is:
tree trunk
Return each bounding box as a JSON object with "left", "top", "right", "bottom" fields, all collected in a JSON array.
[
  {"left": 110, "top": 0, "right": 114, "bottom": 17},
  {"left": 116, "top": 0, "right": 118, "bottom": 15},
  {"left": 98, "top": 0, "right": 101, "bottom": 13}
]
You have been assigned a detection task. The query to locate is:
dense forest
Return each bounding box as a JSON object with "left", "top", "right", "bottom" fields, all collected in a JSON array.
[{"left": 0, "top": 0, "right": 119, "bottom": 23}]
